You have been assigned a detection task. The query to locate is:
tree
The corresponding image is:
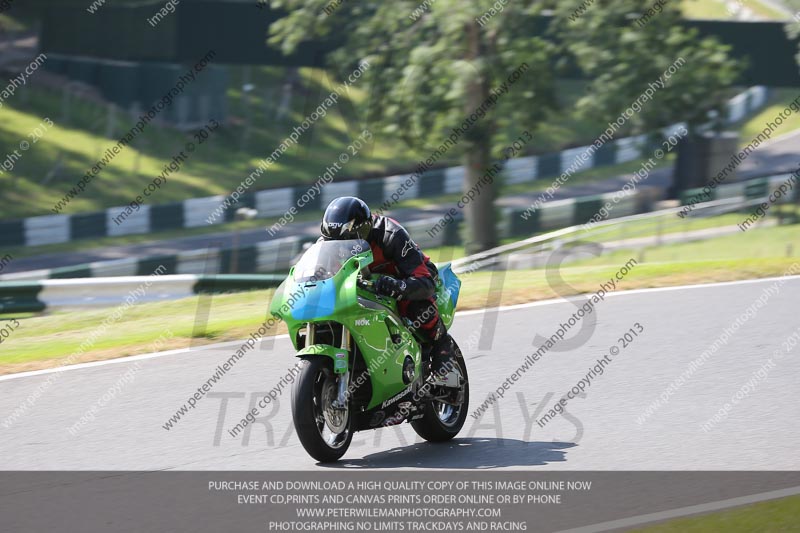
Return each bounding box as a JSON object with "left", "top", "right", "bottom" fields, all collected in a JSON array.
[
  {"left": 549, "top": 0, "right": 741, "bottom": 134},
  {"left": 269, "top": 0, "right": 740, "bottom": 251},
  {"left": 783, "top": 0, "right": 800, "bottom": 64},
  {"left": 269, "top": 0, "right": 556, "bottom": 253}
]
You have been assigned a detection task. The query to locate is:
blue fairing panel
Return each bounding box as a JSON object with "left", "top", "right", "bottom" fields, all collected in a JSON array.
[{"left": 290, "top": 279, "right": 337, "bottom": 321}]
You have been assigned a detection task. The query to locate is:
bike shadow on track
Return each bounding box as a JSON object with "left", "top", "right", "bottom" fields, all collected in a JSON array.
[{"left": 318, "top": 438, "right": 576, "bottom": 469}]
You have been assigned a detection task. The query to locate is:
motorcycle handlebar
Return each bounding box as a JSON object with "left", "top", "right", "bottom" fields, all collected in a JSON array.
[{"left": 357, "top": 278, "right": 375, "bottom": 291}]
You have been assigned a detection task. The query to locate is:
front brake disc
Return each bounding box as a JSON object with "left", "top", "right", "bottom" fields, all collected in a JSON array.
[{"left": 321, "top": 379, "right": 348, "bottom": 433}]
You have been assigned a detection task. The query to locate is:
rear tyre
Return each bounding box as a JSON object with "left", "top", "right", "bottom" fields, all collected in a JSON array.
[
  {"left": 291, "top": 356, "right": 353, "bottom": 462},
  {"left": 411, "top": 340, "right": 469, "bottom": 442}
]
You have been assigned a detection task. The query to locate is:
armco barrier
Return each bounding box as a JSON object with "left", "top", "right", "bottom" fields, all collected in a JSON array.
[
  {"left": 0, "top": 275, "right": 286, "bottom": 313},
  {"left": 3, "top": 170, "right": 788, "bottom": 283},
  {"left": 504, "top": 188, "right": 646, "bottom": 238},
  {"left": 680, "top": 173, "right": 797, "bottom": 207},
  {"left": 0, "top": 220, "right": 443, "bottom": 281},
  {"left": 1, "top": 87, "right": 769, "bottom": 248},
  {"left": 194, "top": 274, "right": 285, "bottom": 294},
  {"left": 2, "top": 183, "right": 786, "bottom": 311},
  {"left": 0, "top": 282, "right": 46, "bottom": 314}
]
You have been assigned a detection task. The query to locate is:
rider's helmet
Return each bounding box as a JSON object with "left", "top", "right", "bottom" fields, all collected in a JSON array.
[{"left": 321, "top": 196, "right": 373, "bottom": 241}]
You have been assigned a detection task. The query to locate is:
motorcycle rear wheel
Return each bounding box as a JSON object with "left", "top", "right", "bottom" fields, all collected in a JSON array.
[{"left": 411, "top": 341, "right": 469, "bottom": 442}]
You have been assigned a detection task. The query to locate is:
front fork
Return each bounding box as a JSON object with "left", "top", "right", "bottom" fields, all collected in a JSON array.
[{"left": 331, "top": 325, "right": 351, "bottom": 410}]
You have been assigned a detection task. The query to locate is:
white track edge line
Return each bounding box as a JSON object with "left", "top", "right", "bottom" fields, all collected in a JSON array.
[
  {"left": 456, "top": 274, "right": 800, "bottom": 316},
  {"left": 2, "top": 275, "right": 798, "bottom": 382},
  {"left": 0, "top": 335, "right": 292, "bottom": 382}
]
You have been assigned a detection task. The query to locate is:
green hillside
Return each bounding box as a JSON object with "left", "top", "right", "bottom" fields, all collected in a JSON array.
[{"left": 0, "top": 60, "right": 624, "bottom": 220}]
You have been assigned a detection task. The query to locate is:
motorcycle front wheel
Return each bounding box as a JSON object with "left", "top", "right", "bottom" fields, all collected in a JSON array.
[{"left": 291, "top": 356, "right": 353, "bottom": 462}]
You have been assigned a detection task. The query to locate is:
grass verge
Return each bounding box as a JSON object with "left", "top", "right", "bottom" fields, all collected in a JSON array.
[
  {"left": 681, "top": 0, "right": 790, "bottom": 20},
  {"left": 631, "top": 494, "right": 800, "bottom": 532},
  {"left": 0, "top": 67, "right": 422, "bottom": 219},
  {"left": 739, "top": 88, "right": 800, "bottom": 144},
  {"left": 1, "top": 254, "right": 797, "bottom": 375},
  {"left": 573, "top": 220, "right": 800, "bottom": 264}
]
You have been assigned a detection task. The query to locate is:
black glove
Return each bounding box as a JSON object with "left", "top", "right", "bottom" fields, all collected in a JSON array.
[{"left": 375, "top": 276, "right": 407, "bottom": 299}]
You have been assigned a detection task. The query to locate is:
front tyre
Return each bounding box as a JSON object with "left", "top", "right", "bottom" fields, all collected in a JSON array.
[
  {"left": 291, "top": 356, "right": 352, "bottom": 462},
  {"left": 411, "top": 340, "right": 469, "bottom": 442}
]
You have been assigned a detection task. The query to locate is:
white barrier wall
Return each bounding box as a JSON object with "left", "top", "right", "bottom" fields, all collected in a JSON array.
[
  {"left": 321, "top": 180, "right": 358, "bottom": 206},
  {"left": 106, "top": 205, "right": 151, "bottom": 237},
  {"left": 186, "top": 196, "right": 227, "bottom": 228},
  {"left": 382, "top": 174, "right": 419, "bottom": 204},
  {"left": 24, "top": 215, "right": 70, "bottom": 246},
  {"left": 176, "top": 248, "right": 221, "bottom": 274},
  {"left": 444, "top": 167, "right": 464, "bottom": 194},
  {"left": 539, "top": 199, "right": 577, "bottom": 230},
  {"left": 504, "top": 156, "right": 538, "bottom": 185},
  {"left": 561, "top": 146, "right": 594, "bottom": 176},
  {"left": 90, "top": 258, "right": 139, "bottom": 277},
  {"left": 255, "top": 187, "right": 294, "bottom": 217}
]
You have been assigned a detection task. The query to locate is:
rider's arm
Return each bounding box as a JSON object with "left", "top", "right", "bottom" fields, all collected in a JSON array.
[{"left": 383, "top": 225, "right": 435, "bottom": 301}]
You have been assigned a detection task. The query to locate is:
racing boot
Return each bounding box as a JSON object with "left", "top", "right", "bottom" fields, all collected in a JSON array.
[{"left": 425, "top": 321, "right": 459, "bottom": 388}]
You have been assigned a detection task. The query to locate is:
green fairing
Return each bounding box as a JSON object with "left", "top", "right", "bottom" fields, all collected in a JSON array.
[{"left": 268, "top": 241, "right": 460, "bottom": 410}]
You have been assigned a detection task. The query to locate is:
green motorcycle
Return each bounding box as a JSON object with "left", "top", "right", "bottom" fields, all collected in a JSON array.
[{"left": 269, "top": 238, "right": 469, "bottom": 462}]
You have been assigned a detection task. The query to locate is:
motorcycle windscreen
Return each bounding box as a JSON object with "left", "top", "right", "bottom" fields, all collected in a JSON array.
[
  {"left": 289, "top": 278, "right": 338, "bottom": 321},
  {"left": 293, "top": 239, "right": 369, "bottom": 283}
]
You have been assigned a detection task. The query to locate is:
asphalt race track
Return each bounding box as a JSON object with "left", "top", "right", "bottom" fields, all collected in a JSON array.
[{"left": 1, "top": 277, "right": 799, "bottom": 471}]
